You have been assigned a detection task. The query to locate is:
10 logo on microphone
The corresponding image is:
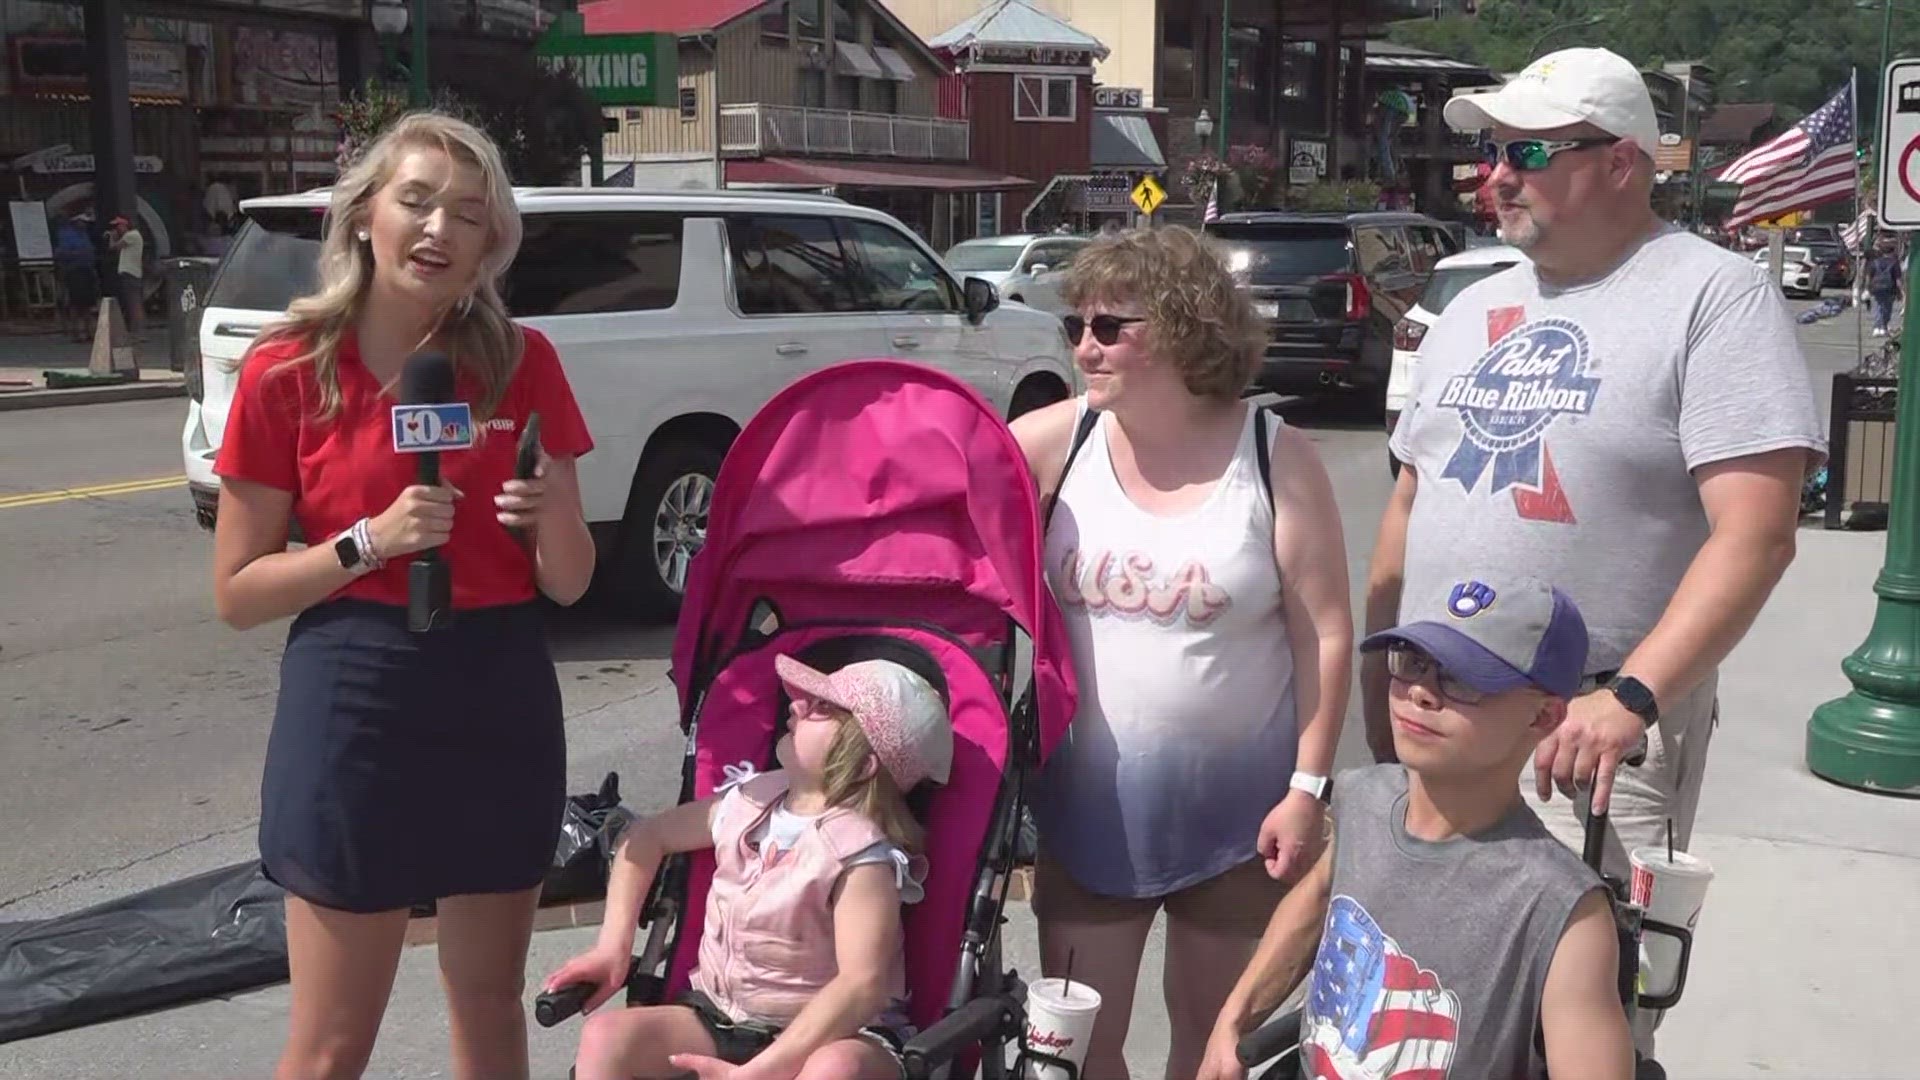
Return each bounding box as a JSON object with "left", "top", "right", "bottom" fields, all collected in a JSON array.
[{"left": 391, "top": 404, "right": 476, "bottom": 453}]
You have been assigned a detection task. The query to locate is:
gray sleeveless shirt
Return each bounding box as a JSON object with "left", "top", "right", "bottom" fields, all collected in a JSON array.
[{"left": 1298, "top": 766, "right": 1604, "bottom": 1080}]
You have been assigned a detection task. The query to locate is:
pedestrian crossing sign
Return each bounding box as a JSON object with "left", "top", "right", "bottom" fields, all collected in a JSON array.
[{"left": 1130, "top": 175, "right": 1166, "bottom": 217}]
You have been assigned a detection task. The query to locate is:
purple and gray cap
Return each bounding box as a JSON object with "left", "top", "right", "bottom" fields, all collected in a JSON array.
[{"left": 1361, "top": 576, "right": 1590, "bottom": 698}]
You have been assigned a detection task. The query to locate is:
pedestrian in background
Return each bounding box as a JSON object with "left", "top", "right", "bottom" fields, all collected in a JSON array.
[
  {"left": 210, "top": 111, "right": 597, "bottom": 1080},
  {"left": 1368, "top": 48, "right": 1825, "bottom": 1055},
  {"left": 1866, "top": 236, "right": 1903, "bottom": 337},
  {"left": 108, "top": 215, "right": 144, "bottom": 332},
  {"left": 1011, "top": 225, "right": 1353, "bottom": 1080},
  {"left": 51, "top": 212, "right": 98, "bottom": 342}
]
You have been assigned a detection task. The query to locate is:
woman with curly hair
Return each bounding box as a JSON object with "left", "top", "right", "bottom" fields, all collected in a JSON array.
[{"left": 1010, "top": 225, "right": 1353, "bottom": 1079}]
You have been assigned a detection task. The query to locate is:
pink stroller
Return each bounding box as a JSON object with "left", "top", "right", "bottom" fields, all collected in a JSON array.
[{"left": 538, "top": 359, "right": 1079, "bottom": 1079}]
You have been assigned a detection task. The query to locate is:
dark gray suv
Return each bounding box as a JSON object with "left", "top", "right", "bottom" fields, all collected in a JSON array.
[{"left": 1204, "top": 211, "right": 1461, "bottom": 409}]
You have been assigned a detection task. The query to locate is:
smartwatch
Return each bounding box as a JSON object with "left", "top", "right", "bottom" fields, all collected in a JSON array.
[
  {"left": 333, "top": 530, "right": 364, "bottom": 571},
  {"left": 1289, "top": 770, "right": 1331, "bottom": 802},
  {"left": 1606, "top": 675, "right": 1660, "bottom": 728}
]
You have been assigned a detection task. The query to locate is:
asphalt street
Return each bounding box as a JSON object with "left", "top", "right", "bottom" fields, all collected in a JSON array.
[{"left": 0, "top": 293, "right": 1888, "bottom": 1077}]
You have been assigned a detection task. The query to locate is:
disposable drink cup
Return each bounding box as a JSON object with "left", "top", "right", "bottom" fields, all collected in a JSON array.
[
  {"left": 1628, "top": 846, "right": 1713, "bottom": 1000},
  {"left": 1022, "top": 977, "right": 1101, "bottom": 1080}
]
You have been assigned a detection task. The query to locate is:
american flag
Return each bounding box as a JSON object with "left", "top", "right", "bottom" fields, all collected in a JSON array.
[
  {"left": 1302, "top": 897, "right": 1461, "bottom": 1079},
  {"left": 1721, "top": 80, "right": 1858, "bottom": 230},
  {"left": 1842, "top": 208, "right": 1876, "bottom": 254},
  {"left": 1203, "top": 180, "right": 1220, "bottom": 223}
]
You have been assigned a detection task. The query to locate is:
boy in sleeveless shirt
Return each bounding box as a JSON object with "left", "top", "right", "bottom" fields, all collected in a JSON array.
[{"left": 1199, "top": 575, "right": 1634, "bottom": 1080}]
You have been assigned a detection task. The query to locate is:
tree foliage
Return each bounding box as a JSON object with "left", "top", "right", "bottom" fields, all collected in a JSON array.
[{"left": 1390, "top": 0, "right": 1920, "bottom": 133}]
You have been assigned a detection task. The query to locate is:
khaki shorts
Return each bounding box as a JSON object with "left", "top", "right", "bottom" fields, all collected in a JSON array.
[{"left": 1031, "top": 852, "right": 1290, "bottom": 935}]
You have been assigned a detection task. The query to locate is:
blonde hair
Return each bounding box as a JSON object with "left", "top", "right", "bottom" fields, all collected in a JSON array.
[
  {"left": 1061, "top": 225, "right": 1266, "bottom": 401},
  {"left": 819, "top": 708, "right": 924, "bottom": 856},
  {"left": 246, "top": 111, "right": 524, "bottom": 422}
]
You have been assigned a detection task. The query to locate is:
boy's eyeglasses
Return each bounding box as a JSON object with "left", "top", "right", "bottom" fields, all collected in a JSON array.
[
  {"left": 1063, "top": 314, "right": 1146, "bottom": 346},
  {"left": 1385, "top": 643, "right": 1490, "bottom": 705},
  {"left": 1482, "top": 136, "right": 1618, "bottom": 172}
]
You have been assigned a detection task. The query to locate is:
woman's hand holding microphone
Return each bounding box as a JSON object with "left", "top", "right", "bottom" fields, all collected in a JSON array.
[{"left": 366, "top": 483, "right": 461, "bottom": 563}]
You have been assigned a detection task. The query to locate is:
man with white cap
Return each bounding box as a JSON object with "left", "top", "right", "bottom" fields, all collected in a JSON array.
[{"left": 1363, "top": 47, "right": 1826, "bottom": 1051}]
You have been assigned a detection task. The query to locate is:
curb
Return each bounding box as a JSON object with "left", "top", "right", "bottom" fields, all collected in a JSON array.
[{"left": 0, "top": 380, "right": 185, "bottom": 412}]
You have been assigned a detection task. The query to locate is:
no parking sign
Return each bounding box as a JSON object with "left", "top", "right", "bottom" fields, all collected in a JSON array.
[{"left": 1877, "top": 59, "right": 1920, "bottom": 228}]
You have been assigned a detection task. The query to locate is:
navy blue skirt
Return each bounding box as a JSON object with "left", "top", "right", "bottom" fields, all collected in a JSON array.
[{"left": 259, "top": 598, "right": 566, "bottom": 913}]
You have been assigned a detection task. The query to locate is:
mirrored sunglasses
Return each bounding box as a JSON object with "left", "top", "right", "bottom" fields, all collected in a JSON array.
[{"left": 1481, "top": 136, "right": 1618, "bottom": 172}]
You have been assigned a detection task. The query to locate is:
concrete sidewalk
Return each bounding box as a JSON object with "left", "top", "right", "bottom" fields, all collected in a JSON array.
[
  {"left": 0, "top": 328, "right": 185, "bottom": 411},
  {"left": 2, "top": 528, "right": 1915, "bottom": 1079}
]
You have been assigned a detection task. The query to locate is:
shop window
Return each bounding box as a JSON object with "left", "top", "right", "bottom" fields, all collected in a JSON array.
[
  {"left": 1016, "top": 75, "right": 1075, "bottom": 122},
  {"left": 795, "top": 0, "right": 824, "bottom": 40},
  {"left": 832, "top": 0, "right": 858, "bottom": 42},
  {"left": 1279, "top": 39, "right": 1326, "bottom": 131},
  {"left": 1228, "top": 25, "right": 1269, "bottom": 125},
  {"left": 761, "top": 0, "right": 789, "bottom": 39},
  {"left": 1162, "top": 15, "right": 1196, "bottom": 101},
  {"left": 505, "top": 213, "right": 684, "bottom": 316}
]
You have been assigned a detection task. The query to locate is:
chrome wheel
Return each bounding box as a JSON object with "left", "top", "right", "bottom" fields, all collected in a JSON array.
[{"left": 651, "top": 472, "right": 713, "bottom": 594}]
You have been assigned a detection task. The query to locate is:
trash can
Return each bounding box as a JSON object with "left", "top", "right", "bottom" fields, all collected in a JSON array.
[{"left": 162, "top": 257, "right": 219, "bottom": 373}]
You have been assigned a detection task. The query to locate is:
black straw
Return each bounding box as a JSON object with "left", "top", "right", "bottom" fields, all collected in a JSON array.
[
  {"left": 1666, "top": 819, "right": 1675, "bottom": 863},
  {"left": 1064, "top": 948, "right": 1075, "bottom": 995}
]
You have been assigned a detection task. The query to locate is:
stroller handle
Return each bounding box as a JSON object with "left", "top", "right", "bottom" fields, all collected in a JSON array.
[{"left": 534, "top": 982, "right": 594, "bottom": 1028}]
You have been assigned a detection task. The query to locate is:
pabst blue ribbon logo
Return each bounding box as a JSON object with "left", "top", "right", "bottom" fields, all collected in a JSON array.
[{"left": 1438, "top": 317, "right": 1600, "bottom": 494}]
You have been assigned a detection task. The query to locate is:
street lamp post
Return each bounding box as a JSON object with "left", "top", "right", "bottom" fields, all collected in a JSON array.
[
  {"left": 370, "top": 0, "right": 428, "bottom": 107},
  {"left": 1807, "top": 5, "right": 1920, "bottom": 793}
]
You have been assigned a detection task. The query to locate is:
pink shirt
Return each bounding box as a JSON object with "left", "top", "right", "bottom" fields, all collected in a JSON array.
[{"left": 689, "top": 770, "right": 915, "bottom": 1025}]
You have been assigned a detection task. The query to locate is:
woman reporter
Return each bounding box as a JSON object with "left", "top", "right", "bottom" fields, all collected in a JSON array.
[{"left": 211, "top": 112, "right": 594, "bottom": 1080}]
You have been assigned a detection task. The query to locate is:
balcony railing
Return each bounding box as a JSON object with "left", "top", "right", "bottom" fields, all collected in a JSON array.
[{"left": 719, "top": 103, "right": 969, "bottom": 162}]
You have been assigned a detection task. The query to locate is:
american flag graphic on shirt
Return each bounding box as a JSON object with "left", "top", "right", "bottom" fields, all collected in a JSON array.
[{"left": 1302, "top": 896, "right": 1461, "bottom": 1079}]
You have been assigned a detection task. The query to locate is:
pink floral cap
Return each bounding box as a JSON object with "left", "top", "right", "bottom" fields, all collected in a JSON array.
[{"left": 775, "top": 654, "right": 952, "bottom": 789}]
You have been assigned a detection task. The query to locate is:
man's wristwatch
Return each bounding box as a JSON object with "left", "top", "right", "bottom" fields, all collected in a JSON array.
[
  {"left": 1289, "top": 771, "right": 1331, "bottom": 803},
  {"left": 1606, "top": 675, "right": 1660, "bottom": 728}
]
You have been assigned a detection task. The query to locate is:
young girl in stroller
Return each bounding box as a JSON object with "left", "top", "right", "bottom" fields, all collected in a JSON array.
[{"left": 545, "top": 650, "right": 955, "bottom": 1080}]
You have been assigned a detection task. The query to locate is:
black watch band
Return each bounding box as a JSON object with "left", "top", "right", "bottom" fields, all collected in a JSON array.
[{"left": 1606, "top": 675, "right": 1660, "bottom": 727}]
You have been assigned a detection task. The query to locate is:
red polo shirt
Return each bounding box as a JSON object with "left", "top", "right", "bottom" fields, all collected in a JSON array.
[{"left": 214, "top": 326, "right": 594, "bottom": 610}]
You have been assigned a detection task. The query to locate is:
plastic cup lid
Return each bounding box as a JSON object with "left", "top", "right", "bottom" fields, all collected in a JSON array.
[
  {"left": 1627, "top": 846, "right": 1713, "bottom": 878},
  {"left": 1029, "top": 977, "right": 1101, "bottom": 1011}
]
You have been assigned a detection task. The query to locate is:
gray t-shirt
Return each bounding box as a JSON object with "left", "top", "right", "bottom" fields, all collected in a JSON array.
[
  {"left": 1390, "top": 225, "right": 1826, "bottom": 671},
  {"left": 1298, "top": 765, "right": 1603, "bottom": 1080}
]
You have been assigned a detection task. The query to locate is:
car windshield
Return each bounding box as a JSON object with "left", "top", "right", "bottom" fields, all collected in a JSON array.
[
  {"left": 208, "top": 207, "right": 324, "bottom": 310},
  {"left": 943, "top": 240, "right": 1027, "bottom": 272},
  {"left": 1205, "top": 223, "right": 1353, "bottom": 283},
  {"left": 1421, "top": 263, "right": 1517, "bottom": 316}
]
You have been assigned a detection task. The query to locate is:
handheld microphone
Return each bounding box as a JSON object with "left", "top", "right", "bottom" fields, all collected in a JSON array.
[{"left": 395, "top": 351, "right": 464, "bottom": 633}]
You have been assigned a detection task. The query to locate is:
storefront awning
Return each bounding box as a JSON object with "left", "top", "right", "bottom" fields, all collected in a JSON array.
[
  {"left": 1091, "top": 113, "right": 1165, "bottom": 171},
  {"left": 727, "top": 158, "right": 1033, "bottom": 192}
]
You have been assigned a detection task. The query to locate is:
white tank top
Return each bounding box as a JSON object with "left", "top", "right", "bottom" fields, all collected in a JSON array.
[{"left": 1032, "top": 399, "right": 1300, "bottom": 897}]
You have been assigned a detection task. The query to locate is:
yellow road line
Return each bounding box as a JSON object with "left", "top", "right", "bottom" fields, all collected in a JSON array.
[{"left": 0, "top": 475, "right": 188, "bottom": 510}]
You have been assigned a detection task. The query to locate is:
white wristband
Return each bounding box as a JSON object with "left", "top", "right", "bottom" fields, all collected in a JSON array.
[{"left": 1289, "top": 771, "right": 1330, "bottom": 800}]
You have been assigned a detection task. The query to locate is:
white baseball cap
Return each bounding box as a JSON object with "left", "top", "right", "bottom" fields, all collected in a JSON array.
[
  {"left": 775, "top": 654, "right": 953, "bottom": 789},
  {"left": 1443, "top": 47, "right": 1662, "bottom": 157}
]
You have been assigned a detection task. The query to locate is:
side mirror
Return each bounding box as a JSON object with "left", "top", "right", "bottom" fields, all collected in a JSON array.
[
  {"left": 963, "top": 276, "right": 999, "bottom": 322},
  {"left": 1027, "top": 262, "right": 1050, "bottom": 277}
]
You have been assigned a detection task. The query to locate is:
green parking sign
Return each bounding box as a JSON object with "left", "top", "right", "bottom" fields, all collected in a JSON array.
[{"left": 535, "top": 26, "right": 677, "bottom": 107}]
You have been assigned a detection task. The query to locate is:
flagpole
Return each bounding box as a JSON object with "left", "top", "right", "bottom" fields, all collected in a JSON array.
[{"left": 1854, "top": 66, "right": 1865, "bottom": 363}]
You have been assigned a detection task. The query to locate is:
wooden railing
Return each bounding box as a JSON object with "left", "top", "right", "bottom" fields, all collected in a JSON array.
[{"left": 719, "top": 104, "right": 969, "bottom": 161}]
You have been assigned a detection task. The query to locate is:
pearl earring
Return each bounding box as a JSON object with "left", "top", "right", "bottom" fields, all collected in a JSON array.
[{"left": 356, "top": 229, "right": 370, "bottom": 242}]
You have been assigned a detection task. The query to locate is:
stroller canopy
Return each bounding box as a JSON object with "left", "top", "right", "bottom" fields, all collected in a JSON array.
[{"left": 671, "top": 359, "right": 1075, "bottom": 762}]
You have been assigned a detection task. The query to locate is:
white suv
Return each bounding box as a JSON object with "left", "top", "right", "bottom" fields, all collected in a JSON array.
[{"left": 181, "top": 188, "right": 1080, "bottom": 616}]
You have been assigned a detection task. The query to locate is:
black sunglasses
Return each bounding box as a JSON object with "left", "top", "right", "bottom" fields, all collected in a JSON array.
[
  {"left": 1481, "top": 136, "right": 1618, "bottom": 172},
  {"left": 1063, "top": 314, "right": 1146, "bottom": 346}
]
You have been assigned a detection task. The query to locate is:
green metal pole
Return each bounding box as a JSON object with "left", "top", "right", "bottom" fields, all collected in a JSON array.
[
  {"left": 1217, "top": 0, "right": 1231, "bottom": 158},
  {"left": 409, "top": 0, "right": 429, "bottom": 108},
  {"left": 1807, "top": 237, "right": 1920, "bottom": 793}
]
